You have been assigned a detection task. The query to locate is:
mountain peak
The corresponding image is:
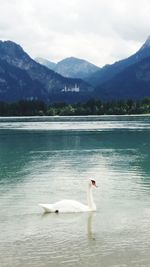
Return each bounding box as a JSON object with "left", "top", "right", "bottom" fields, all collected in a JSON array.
[
  {"left": 58, "top": 56, "right": 95, "bottom": 65},
  {"left": 0, "top": 40, "right": 29, "bottom": 65},
  {"left": 55, "top": 57, "right": 99, "bottom": 79},
  {"left": 35, "top": 56, "right": 99, "bottom": 79},
  {"left": 0, "top": 40, "right": 23, "bottom": 52},
  {"left": 139, "top": 36, "right": 150, "bottom": 51},
  {"left": 57, "top": 57, "right": 85, "bottom": 65}
]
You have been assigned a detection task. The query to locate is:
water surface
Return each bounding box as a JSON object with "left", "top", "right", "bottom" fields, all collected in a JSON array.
[{"left": 0, "top": 115, "right": 150, "bottom": 267}]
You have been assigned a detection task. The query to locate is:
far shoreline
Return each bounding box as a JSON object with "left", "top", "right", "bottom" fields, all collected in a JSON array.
[{"left": 0, "top": 113, "right": 150, "bottom": 119}]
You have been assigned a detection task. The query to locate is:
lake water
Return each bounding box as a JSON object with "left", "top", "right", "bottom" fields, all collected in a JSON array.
[{"left": 0, "top": 115, "right": 150, "bottom": 267}]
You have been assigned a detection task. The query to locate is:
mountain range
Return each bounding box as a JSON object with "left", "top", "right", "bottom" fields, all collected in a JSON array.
[
  {"left": 0, "top": 41, "right": 93, "bottom": 103},
  {"left": 0, "top": 37, "right": 150, "bottom": 103},
  {"left": 36, "top": 37, "right": 150, "bottom": 101},
  {"left": 35, "top": 57, "right": 99, "bottom": 79}
]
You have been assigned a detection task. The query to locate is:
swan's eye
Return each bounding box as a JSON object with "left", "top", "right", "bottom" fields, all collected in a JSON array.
[{"left": 91, "top": 180, "right": 96, "bottom": 186}]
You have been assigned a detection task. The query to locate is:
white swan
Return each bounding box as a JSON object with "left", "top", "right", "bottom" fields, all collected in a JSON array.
[{"left": 39, "top": 179, "right": 97, "bottom": 213}]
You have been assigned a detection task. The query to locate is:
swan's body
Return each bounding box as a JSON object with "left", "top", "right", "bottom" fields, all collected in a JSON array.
[
  {"left": 39, "top": 179, "right": 97, "bottom": 213},
  {"left": 39, "top": 199, "right": 91, "bottom": 213}
]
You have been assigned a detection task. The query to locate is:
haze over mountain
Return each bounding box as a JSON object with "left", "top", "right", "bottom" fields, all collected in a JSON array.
[
  {"left": 35, "top": 56, "right": 100, "bottom": 79},
  {"left": 35, "top": 57, "right": 56, "bottom": 71},
  {"left": 0, "top": 41, "right": 93, "bottom": 102}
]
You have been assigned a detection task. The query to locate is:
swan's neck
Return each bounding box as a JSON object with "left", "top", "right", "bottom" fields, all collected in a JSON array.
[{"left": 87, "top": 184, "right": 96, "bottom": 211}]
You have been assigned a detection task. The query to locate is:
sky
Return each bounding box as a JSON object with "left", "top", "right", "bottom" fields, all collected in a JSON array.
[{"left": 0, "top": 0, "right": 150, "bottom": 66}]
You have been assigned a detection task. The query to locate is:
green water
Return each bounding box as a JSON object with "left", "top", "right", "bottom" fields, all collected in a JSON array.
[{"left": 0, "top": 115, "right": 150, "bottom": 267}]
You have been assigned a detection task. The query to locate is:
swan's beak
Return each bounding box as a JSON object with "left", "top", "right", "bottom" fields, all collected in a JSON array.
[{"left": 94, "top": 181, "right": 98, "bottom": 187}]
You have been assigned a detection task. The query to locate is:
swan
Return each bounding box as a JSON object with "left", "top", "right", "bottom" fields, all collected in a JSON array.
[{"left": 39, "top": 179, "right": 97, "bottom": 213}]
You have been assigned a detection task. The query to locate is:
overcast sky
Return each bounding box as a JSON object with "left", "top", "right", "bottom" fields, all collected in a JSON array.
[{"left": 0, "top": 0, "right": 150, "bottom": 66}]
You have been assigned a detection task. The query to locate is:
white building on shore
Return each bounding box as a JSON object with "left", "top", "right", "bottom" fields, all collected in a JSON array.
[{"left": 61, "top": 84, "right": 80, "bottom": 92}]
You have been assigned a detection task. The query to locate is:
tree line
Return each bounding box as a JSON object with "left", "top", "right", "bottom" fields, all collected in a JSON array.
[{"left": 0, "top": 98, "right": 150, "bottom": 116}]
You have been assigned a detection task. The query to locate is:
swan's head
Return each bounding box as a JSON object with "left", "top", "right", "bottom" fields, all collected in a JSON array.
[{"left": 90, "top": 179, "right": 98, "bottom": 188}]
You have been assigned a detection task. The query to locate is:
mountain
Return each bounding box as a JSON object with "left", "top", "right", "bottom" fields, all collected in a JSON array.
[
  {"left": 1, "top": 37, "right": 150, "bottom": 103},
  {"left": 35, "top": 56, "right": 100, "bottom": 79},
  {"left": 95, "top": 55, "right": 150, "bottom": 100},
  {"left": 86, "top": 36, "right": 150, "bottom": 88},
  {"left": 0, "top": 58, "right": 47, "bottom": 102},
  {"left": 55, "top": 57, "right": 100, "bottom": 79},
  {"left": 0, "top": 41, "right": 93, "bottom": 103},
  {"left": 35, "top": 57, "right": 56, "bottom": 71}
]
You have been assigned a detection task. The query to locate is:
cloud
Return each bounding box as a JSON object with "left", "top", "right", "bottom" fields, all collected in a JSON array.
[{"left": 0, "top": 0, "right": 149, "bottom": 66}]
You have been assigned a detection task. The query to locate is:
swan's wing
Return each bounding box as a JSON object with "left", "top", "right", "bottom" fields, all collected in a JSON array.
[
  {"left": 39, "top": 200, "right": 90, "bottom": 213},
  {"left": 53, "top": 199, "right": 89, "bottom": 213}
]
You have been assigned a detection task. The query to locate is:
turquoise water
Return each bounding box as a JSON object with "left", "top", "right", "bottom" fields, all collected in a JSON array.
[{"left": 0, "top": 115, "right": 150, "bottom": 267}]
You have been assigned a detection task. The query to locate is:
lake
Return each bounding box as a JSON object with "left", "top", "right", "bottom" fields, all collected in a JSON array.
[{"left": 0, "top": 115, "right": 150, "bottom": 267}]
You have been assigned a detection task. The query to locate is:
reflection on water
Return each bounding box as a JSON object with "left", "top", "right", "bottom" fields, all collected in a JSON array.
[
  {"left": 0, "top": 115, "right": 150, "bottom": 131},
  {"left": 87, "top": 213, "right": 95, "bottom": 241},
  {"left": 0, "top": 115, "right": 150, "bottom": 267}
]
